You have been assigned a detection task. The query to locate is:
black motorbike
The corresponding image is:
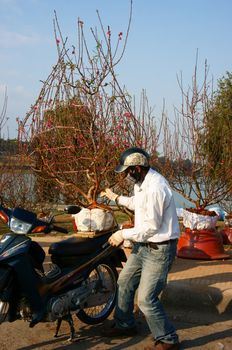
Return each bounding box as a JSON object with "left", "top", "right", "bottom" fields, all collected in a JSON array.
[{"left": 0, "top": 205, "right": 126, "bottom": 340}]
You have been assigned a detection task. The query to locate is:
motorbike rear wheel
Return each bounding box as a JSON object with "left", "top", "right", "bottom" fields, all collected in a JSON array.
[{"left": 76, "top": 263, "right": 118, "bottom": 325}]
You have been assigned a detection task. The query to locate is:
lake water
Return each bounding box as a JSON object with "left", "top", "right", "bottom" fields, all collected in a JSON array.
[
  {"left": 173, "top": 190, "right": 194, "bottom": 209},
  {"left": 1, "top": 171, "right": 224, "bottom": 213}
]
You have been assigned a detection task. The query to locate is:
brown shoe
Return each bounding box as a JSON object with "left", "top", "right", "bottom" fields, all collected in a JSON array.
[
  {"left": 144, "top": 340, "right": 180, "bottom": 350},
  {"left": 101, "top": 323, "right": 138, "bottom": 337}
]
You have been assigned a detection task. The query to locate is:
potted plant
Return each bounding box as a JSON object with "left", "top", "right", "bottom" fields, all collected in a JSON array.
[
  {"left": 177, "top": 206, "right": 230, "bottom": 260},
  {"left": 17, "top": 5, "right": 159, "bottom": 234}
]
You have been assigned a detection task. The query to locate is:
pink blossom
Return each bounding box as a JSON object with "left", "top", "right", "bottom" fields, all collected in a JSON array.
[
  {"left": 46, "top": 120, "right": 53, "bottom": 128},
  {"left": 123, "top": 112, "right": 132, "bottom": 119}
]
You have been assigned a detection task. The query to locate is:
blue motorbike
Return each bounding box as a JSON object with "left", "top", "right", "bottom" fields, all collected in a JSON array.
[{"left": 0, "top": 205, "right": 126, "bottom": 340}]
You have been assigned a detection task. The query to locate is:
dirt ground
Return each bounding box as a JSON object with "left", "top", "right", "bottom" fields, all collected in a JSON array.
[
  {"left": 0, "top": 236, "right": 232, "bottom": 350},
  {"left": 0, "top": 309, "right": 232, "bottom": 350}
]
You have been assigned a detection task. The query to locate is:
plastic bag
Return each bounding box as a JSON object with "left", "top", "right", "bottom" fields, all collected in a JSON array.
[
  {"left": 72, "top": 208, "right": 115, "bottom": 232},
  {"left": 182, "top": 209, "right": 219, "bottom": 230}
]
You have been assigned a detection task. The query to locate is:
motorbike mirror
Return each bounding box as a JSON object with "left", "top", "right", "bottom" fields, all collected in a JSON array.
[{"left": 65, "top": 205, "right": 81, "bottom": 214}]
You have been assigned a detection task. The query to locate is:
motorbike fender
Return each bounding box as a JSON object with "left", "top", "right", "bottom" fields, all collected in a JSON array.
[
  {"left": 0, "top": 266, "right": 14, "bottom": 302},
  {"left": 0, "top": 266, "right": 12, "bottom": 290},
  {"left": 101, "top": 247, "right": 127, "bottom": 268}
]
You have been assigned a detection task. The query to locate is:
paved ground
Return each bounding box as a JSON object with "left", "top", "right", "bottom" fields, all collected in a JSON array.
[
  {"left": 0, "top": 312, "right": 231, "bottom": 350},
  {"left": 0, "top": 236, "right": 232, "bottom": 349}
]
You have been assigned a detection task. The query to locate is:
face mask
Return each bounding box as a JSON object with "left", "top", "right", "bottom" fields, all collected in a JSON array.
[
  {"left": 126, "top": 174, "right": 137, "bottom": 184},
  {"left": 127, "top": 168, "right": 142, "bottom": 183}
]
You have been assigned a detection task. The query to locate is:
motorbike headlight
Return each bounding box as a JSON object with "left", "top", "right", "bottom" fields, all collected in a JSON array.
[{"left": 10, "top": 217, "right": 32, "bottom": 234}]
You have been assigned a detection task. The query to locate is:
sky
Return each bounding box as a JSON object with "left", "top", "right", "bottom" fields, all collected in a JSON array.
[{"left": 0, "top": 0, "right": 232, "bottom": 139}]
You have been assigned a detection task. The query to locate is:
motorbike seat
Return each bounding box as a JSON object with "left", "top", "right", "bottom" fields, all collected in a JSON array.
[{"left": 48, "top": 233, "right": 112, "bottom": 257}]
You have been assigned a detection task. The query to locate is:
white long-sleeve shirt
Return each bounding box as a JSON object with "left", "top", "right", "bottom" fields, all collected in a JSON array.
[{"left": 118, "top": 168, "right": 180, "bottom": 243}]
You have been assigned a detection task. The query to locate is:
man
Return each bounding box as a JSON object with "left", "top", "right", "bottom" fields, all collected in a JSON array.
[{"left": 101, "top": 147, "right": 180, "bottom": 350}]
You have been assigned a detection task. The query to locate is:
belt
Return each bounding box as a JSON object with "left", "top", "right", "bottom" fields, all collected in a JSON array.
[{"left": 139, "top": 239, "right": 177, "bottom": 250}]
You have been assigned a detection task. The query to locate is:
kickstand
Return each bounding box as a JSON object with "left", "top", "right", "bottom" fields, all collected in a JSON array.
[
  {"left": 54, "top": 318, "right": 62, "bottom": 338},
  {"left": 54, "top": 314, "right": 77, "bottom": 342},
  {"left": 66, "top": 314, "right": 76, "bottom": 342}
]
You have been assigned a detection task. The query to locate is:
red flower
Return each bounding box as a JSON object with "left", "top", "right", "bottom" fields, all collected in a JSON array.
[
  {"left": 118, "top": 32, "right": 123, "bottom": 40},
  {"left": 56, "top": 38, "right": 60, "bottom": 44}
]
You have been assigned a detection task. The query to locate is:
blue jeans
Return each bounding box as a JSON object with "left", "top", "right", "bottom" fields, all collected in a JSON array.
[{"left": 114, "top": 240, "right": 179, "bottom": 344}]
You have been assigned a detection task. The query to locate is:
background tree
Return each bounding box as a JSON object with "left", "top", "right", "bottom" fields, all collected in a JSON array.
[
  {"left": 0, "top": 89, "right": 9, "bottom": 205},
  {"left": 202, "top": 71, "right": 232, "bottom": 211},
  {"left": 158, "top": 55, "right": 231, "bottom": 209},
  {"left": 18, "top": 3, "right": 160, "bottom": 208},
  {"left": 0, "top": 90, "right": 36, "bottom": 208}
]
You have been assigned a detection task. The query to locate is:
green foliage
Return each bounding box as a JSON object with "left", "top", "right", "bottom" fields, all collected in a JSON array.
[{"left": 203, "top": 71, "right": 232, "bottom": 192}]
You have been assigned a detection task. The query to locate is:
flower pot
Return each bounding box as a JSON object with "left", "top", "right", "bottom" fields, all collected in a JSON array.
[
  {"left": 177, "top": 228, "right": 230, "bottom": 260},
  {"left": 182, "top": 208, "right": 219, "bottom": 230}
]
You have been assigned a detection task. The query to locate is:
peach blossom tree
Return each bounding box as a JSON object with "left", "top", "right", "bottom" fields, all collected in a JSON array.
[{"left": 18, "top": 5, "right": 160, "bottom": 208}]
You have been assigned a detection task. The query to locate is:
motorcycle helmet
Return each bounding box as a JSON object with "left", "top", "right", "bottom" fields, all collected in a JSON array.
[{"left": 115, "top": 147, "right": 150, "bottom": 173}]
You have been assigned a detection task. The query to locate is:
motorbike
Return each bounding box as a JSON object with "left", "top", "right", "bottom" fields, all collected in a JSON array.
[{"left": 0, "top": 205, "right": 126, "bottom": 340}]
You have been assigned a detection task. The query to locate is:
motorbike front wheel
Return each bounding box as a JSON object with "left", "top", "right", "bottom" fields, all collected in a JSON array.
[{"left": 76, "top": 263, "right": 118, "bottom": 325}]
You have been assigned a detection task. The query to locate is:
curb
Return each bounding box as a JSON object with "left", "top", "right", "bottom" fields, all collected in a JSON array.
[
  {"left": 124, "top": 248, "right": 232, "bottom": 323},
  {"left": 161, "top": 256, "right": 232, "bottom": 323},
  {"left": 161, "top": 279, "right": 232, "bottom": 323}
]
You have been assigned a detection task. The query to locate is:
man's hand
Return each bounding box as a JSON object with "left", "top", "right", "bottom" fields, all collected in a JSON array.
[
  {"left": 108, "top": 230, "right": 124, "bottom": 247},
  {"left": 100, "top": 188, "right": 119, "bottom": 202}
]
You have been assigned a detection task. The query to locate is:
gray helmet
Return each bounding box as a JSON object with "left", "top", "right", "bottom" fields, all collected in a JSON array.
[{"left": 115, "top": 147, "right": 150, "bottom": 173}]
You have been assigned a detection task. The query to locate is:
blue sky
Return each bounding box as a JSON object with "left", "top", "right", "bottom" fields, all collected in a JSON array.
[{"left": 1, "top": 0, "right": 232, "bottom": 138}]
